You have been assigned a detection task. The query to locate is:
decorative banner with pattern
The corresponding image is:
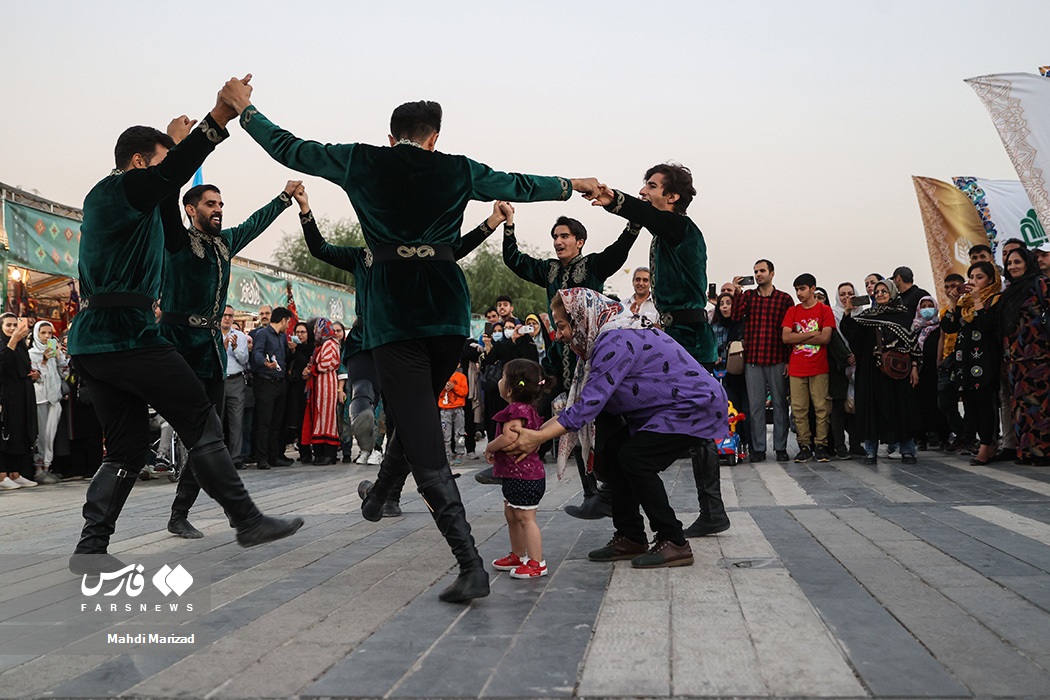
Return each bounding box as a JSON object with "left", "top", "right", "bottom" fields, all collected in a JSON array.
[
  {"left": 227, "top": 265, "right": 287, "bottom": 312},
  {"left": 952, "top": 177, "right": 1040, "bottom": 265},
  {"left": 966, "top": 72, "right": 1050, "bottom": 245},
  {"left": 288, "top": 278, "right": 356, "bottom": 324},
  {"left": 3, "top": 201, "right": 81, "bottom": 277},
  {"left": 912, "top": 176, "right": 990, "bottom": 308}
]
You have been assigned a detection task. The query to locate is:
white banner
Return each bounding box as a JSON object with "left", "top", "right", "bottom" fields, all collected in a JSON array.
[
  {"left": 952, "top": 177, "right": 1041, "bottom": 265},
  {"left": 966, "top": 72, "right": 1050, "bottom": 249}
]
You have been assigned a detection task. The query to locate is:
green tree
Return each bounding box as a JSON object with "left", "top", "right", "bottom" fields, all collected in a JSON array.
[
  {"left": 273, "top": 217, "right": 364, "bottom": 286},
  {"left": 460, "top": 241, "right": 550, "bottom": 315}
]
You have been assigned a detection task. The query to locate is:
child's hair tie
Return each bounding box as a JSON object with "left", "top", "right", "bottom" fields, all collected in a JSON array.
[
  {"left": 538, "top": 379, "right": 545, "bottom": 385},
  {"left": 518, "top": 380, "right": 526, "bottom": 386}
]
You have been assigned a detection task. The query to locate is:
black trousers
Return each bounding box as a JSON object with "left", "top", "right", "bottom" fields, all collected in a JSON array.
[
  {"left": 963, "top": 383, "right": 999, "bottom": 447},
  {"left": 77, "top": 346, "right": 217, "bottom": 463},
  {"left": 603, "top": 424, "right": 699, "bottom": 545},
  {"left": 253, "top": 376, "right": 288, "bottom": 463},
  {"left": 372, "top": 336, "right": 464, "bottom": 478},
  {"left": 171, "top": 375, "right": 224, "bottom": 518}
]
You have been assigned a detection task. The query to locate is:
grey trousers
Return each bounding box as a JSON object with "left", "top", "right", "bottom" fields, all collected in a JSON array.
[
  {"left": 222, "top": 374, "right": 246, "bottom": 461},
  {"left": 744, "top": 363, "right": 789, "bottom": 452}
]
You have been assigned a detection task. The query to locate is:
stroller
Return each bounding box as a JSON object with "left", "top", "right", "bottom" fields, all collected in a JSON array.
[{"left": 139, "top": 407, "right": 188, "bottom": 482}]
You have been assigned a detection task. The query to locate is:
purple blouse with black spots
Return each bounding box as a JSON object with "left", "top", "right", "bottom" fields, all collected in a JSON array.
[{"left": 558, "top": 328, "right": 729, "bottom": 440}]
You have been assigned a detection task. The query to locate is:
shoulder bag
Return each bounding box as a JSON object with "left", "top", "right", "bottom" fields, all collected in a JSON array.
[{"left": 875, "top": 327, "right": 911, "bottom": 380}]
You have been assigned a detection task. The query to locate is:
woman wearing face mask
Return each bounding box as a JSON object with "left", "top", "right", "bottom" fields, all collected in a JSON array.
[
  {"left": 28, "top": 320, "right": 69, "bottom": 484},
  {"left": 285, "top": 321, "right": 315, "bottom": 463},
  {"left": 841, "top": 279, "right": 922, "bottom": 464},
  {"left": 499, "top": 318, "right": 540, "bottom": 364},
  {"left": 912, "top": 296, "right": 949, "bottom": 450},
  {"left": 480, "top": 322, "right": 507, "bottom": 441},
  {"left": 711, "top": 293, "right": 749, "bottom": 454},
  {"left": 941, "top": 261, "right": 1003, "bottom": 465},
  {"left": 523, "top": 313, "right": 547, "bottom": 362},
  {"left": 998, "top": 248, "right": 1050, "bottom": 465},
  {"left": 0, "top": 314, "right": 39, "bottom": 489}
]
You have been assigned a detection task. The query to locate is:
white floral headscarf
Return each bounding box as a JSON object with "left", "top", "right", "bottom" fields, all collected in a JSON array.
[{"left": 555, "top": 288, "right": 652, "bottom": 478}]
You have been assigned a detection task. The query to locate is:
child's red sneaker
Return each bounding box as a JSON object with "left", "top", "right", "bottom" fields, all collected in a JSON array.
[
  {"left": 492, "top": 552, "right": 524, "bottom": 571},
  {"left": 509, "top": 559, "right": 548, "bottom": 579}
]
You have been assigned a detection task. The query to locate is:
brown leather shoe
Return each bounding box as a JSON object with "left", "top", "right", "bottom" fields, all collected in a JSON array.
[
  {"left": 631, "top": 539, "right": 694, "bottom": 568},
  {"left": 587, "top": 534, "right": 649, "bottom": 562}
]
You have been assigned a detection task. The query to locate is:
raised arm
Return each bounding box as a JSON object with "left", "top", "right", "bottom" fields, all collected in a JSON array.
[
  {"left": 468, "top": 159, "right": 605, "bottom": 204},
  {"left": 502, "top": 203, "right": 553, "bottom": 287},
  {"left": 455, "top": 201, "right": 509, "bottom": 260},
  {"left": 600, "top": 190, "right": 689, "bottom": 245},
  {"left": 294, "top": 186, "right": 364, "bottom": 272},
  {"left": 227, "top": 181, "right": 300, "bottom": 254},
  {"left": 590, "top": 222, "right": 642, "bottom": 281}
]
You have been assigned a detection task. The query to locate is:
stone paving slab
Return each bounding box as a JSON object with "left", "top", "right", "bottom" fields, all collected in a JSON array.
[{"left": 3, "top": 445, "right": 1050, "bottom": 699}]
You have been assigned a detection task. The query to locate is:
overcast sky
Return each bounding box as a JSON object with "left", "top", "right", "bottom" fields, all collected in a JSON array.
[{"left": 3, "top": 0, "right": 1048, "bottom": 300}]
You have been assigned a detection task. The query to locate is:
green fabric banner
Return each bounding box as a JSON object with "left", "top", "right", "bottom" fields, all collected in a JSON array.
[
  {"left": 227, "top": 265, "right": 287, "bottom": 312},
  {"left": 3, "top": 202, "right": 81, "bottom": 276},
  {"left": 289, "top": 278, "right": 355, "bottom": 323}
]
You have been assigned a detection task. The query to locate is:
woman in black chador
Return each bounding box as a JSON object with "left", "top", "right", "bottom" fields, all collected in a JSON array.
[{"left": 0, "top": 313, "right": 39, "bottom": 490}]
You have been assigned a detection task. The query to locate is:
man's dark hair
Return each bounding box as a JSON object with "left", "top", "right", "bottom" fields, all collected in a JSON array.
[
  {"left": 944, "top": 273, "right": 965, "bottom": 284},
  {"left": 271, "top": 307, "right": 293, "bottom": 324},
  {"left": 754, "top": 258, "right": 775, "bottom": 272},
  {"left": 892, "top": 266, "right": 914, "bottom": 283},
  {"left": 644, "top": 162, "right": 695, "bottom": 214},
  {"left": 793, "top": 273, "right": 816, "bottom": 288},
  {"left": 968, "top": 244, "right": 992, "bottom": 257},
  {"left": 1003, "top": 237, "right": 1027, "bottom": 250},
  {"left": 114, "top": 125, "right": 175, "bottom": 170},
  {"left": 390, "top": 101, "right": 442, "bottom": 143},
  {"left": 550, "top": 216, "right": 587, "bottom": 242},
  {"left": 183, "top": 184, "right": 220, "bottom": 208},
  {"left": 495, "top": 294, "right": 513, "bottom": 305},
  {"left": 484, "top": 306, "right": 498, "bottom": 316}
]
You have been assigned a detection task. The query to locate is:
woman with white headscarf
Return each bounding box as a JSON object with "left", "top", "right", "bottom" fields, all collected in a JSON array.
[
  {"left": 504, "top": 288, "right": 729, "bottom": 569},
  {"left": 28, "top": 320, "right": 68, "bottom": 483}
]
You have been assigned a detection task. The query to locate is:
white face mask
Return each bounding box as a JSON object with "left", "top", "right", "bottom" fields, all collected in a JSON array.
[
  {"left": 491, "top": 331, "right": 504, "bottom": 341},
  {"left": 520, "top": 325, "right": 534, "bottom": 334}
]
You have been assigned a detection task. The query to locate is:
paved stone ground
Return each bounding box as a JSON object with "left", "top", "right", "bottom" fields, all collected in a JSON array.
[{"left": 2, "top": 442, "right": 1050, "bottom": 699}]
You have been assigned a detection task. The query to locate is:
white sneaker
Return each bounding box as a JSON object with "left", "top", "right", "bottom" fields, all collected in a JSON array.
[
  {"left": 1, "top": 477, "right": 22, "bottom": 490},
  {"left": 13, "top": 476, "right": 38, "bottom": 487},
  {"left": 355, "top": 450, "right": 371, "bottom": 465},
  {"left": 367, "top": 449, "right": 383, "bottom": 466}
]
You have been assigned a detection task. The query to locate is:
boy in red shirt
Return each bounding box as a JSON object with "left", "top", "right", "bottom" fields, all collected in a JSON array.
[
  {"left": 782, "top": 273, "right": 836, "bottom": 463},
  {"left": 439, "top": 369, "right": 469, "bottom": 466}
]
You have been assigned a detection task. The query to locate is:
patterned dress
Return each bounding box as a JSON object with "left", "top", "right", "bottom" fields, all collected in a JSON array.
[
  {"left": 302, "top": 338, "right": 342, "bottom": 446},
  {"left": 1003, "top": 277, "right": 1050, "bottom": 458}
]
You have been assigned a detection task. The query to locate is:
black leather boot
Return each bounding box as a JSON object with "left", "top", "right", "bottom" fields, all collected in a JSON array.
[
  {"left": 358, "top": 432, "right": 411, "bottom": 522},
  {"left": 684, "top": 440, "right": 731, "bottom": 537},
  {"left": 69, "top": 462, "right": 138, "bottom": 574},
  {"left": 191, "top": 412, "right": 304, "bottom": 545},
  {"left": 168, "top": 464, "right": 203, "bottom": 539},
  {"left": 416, "top": 468, "right": 489, "bottom": 603}
]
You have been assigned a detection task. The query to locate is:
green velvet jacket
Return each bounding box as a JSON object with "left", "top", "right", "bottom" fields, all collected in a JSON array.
[
  {"left": 158, "top": 192, "right": 292, "bottom": 380},
  {"left": 302, "top": 209, "right": 500, "bottom": 359},
  {"left": 240, "top": 106, "right": 572, "bottom": 350},
  {"left": 68, "top": 114, "right": 228, "bottom": 356},
  {"left": 502, "top": 222, "right": 641, "bottom": 389},
  {"left": 604, "top": 190, "right": 716, "bottom": 363}
]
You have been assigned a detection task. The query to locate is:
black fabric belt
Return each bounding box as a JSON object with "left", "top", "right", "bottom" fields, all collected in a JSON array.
[
  {"left": 159, "top": 311, "right": 221, "bottom": 332},
  {"left": 226, "top": 372, "right": 244, "bottom": 379},
  {"left": 81, "top": 292, "right": 156, "bottom": 311},
  {"left": 371, "top": 244, "right": 455, "bottom": 263},
  {"left": 659, "top": 308, "right": 709, "bottom": 327}
]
